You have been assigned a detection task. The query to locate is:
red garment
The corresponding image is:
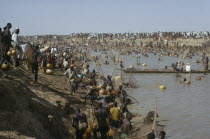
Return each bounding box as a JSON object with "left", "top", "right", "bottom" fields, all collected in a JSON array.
[{"left": 47, "top": 56, "right": 52, "bottom": 63}]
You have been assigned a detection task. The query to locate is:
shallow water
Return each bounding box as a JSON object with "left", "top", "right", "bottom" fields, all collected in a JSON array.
[{"left": 90, "top": 51, "right": 210, "bottom": 139}]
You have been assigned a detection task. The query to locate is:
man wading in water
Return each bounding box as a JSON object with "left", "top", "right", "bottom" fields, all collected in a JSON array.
[{"left": 121, "top": 113, "right": 132, "bottom": 139}]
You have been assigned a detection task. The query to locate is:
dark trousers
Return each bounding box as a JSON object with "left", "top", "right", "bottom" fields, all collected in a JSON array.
[
  {"left": 99, "top": 123, "right": 109, "bottom": 139},
  {"left": 76, "top": 128, "right": 86, "bottom": 139},
  {"left": 205, "top": 65, "right": 209, "bottom": 70},
  {"left": 111, "top": 120, "right": 120, "bottom": 128},
  {"left": 32, "top": 61, "right": 38, "bottom": 82},
  {"left": 70, "top": 80, "right": 75, "bottom": 94}
]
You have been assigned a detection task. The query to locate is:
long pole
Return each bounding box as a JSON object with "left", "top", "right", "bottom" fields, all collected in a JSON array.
[
  {"left": 98, "top": 63, "right": 105, "bottom": 77},
  {"left": 152, "top": 98, "right": 158, "bottom": 136}
]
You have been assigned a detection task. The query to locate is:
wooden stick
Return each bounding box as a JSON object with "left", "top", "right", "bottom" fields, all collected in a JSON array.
[
  {"left": 152, "top": 98, "right": 158, "bottom": 136},
  {"left": 128, "top": 95, "right": 139, "bottom": 104},
  {"left": 98, "top": 62, "right": 105, "bottom": 77}
]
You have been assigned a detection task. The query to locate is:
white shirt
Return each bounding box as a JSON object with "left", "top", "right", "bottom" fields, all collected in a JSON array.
[
  {"left": 84, "top": 68, "right": 89, "bottom": 74},
  {"left": 186, "top": 65, "right": 191, "bottom": 72},
  {"left": 12, "top": 33, "right": 20, "bottom": 46},
  {"left": 63, "top": 52, "right": 66, "bottom": 57},
  {"left": 63, "top": 60, "right": 68, "bottom": 68},
  {"left": 64, "top": 69, "right": 75, "bottom": 81},
  {"left": 21, "top": 43, "right": 29, "bottom": 53},
  {"left": 51, "top": 48, "right": 54, "bottom": 54}
]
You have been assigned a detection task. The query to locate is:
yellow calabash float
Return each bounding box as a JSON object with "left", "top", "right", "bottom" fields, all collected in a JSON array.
[
  {"left": 115, "top": 75, "right": 121, "bottom": 81},
  {"left": 196, "top": 76, "right": 201, "bottom": 80},
  {"left": 184, "top": 81, "right": 190, "bottom": 84},
  {"left": 130, "top": 65, "right": 134, "bottom": 69},
  {"left": 159, "top": 85, "right": 166, "bottom": 89},
  {"left": 142, "top": 63, "right": 147, "bottom": 66}
]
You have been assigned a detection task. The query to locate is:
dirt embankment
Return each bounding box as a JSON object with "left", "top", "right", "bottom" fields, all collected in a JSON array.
[{"left": 0, "top": 65, "right": 90, "bottom": 139}]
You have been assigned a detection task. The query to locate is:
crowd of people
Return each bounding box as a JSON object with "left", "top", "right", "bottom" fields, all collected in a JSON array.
[{"left": 10, "top": 22, "right": 210, "bottom": 139}]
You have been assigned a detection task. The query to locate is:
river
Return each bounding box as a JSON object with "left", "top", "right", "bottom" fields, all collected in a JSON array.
[{"left": 89, "top": 51, "right": 210, "bottom": 139}]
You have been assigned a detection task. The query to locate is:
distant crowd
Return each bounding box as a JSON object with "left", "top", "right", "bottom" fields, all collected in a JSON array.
[{"left": 22, "top": 31, "right": 210, "bottom": 40}]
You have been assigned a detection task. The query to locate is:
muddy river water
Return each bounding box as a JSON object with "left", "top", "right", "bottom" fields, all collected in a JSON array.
[{"left": 89, "top": 51, "right": 210, "bottom": 139}]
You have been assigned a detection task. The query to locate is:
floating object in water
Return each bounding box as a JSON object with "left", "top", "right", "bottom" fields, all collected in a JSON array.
[
  {"left": 115, "top": 75, "right": 121, "bottom": 81},
  {"left": 130, "top": 65, "right": 134, "bottom": 69},
  {"left": 196, "top": 76, "right": 201, "bottom": 80},
  {"left": 178, "top": 61, "right": 182, "bottom": 64},
  {"left": 142, "top": 63, "right": 146, "bottom": 66},
  {"left": 159, "top": 85, "right": 166, "bottom": 89},
  {"left": 184, "top": 81, "right": 190, "bottom": 84},
  {"left": 194, "top": 60, "right": 201, "bottom": 63},
  {"left": 46, "top": 69, "right": 53, "bottom": 75}
]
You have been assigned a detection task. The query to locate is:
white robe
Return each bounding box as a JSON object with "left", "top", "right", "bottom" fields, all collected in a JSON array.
[{"left": 186, "top": 65, "right": 191, "bottom": 72}]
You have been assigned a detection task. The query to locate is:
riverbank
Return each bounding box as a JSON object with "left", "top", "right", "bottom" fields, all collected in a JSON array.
[
  {"left": 0, "top": 64, "right": 92, "bottom": 139},
  {"left": 0, "top": 63, "right": 147, "bottom": 139}
]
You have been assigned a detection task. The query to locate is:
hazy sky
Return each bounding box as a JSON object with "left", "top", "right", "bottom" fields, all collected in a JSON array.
[{"left": 1, "top": 0, "right": 210, "bottom": 35}]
